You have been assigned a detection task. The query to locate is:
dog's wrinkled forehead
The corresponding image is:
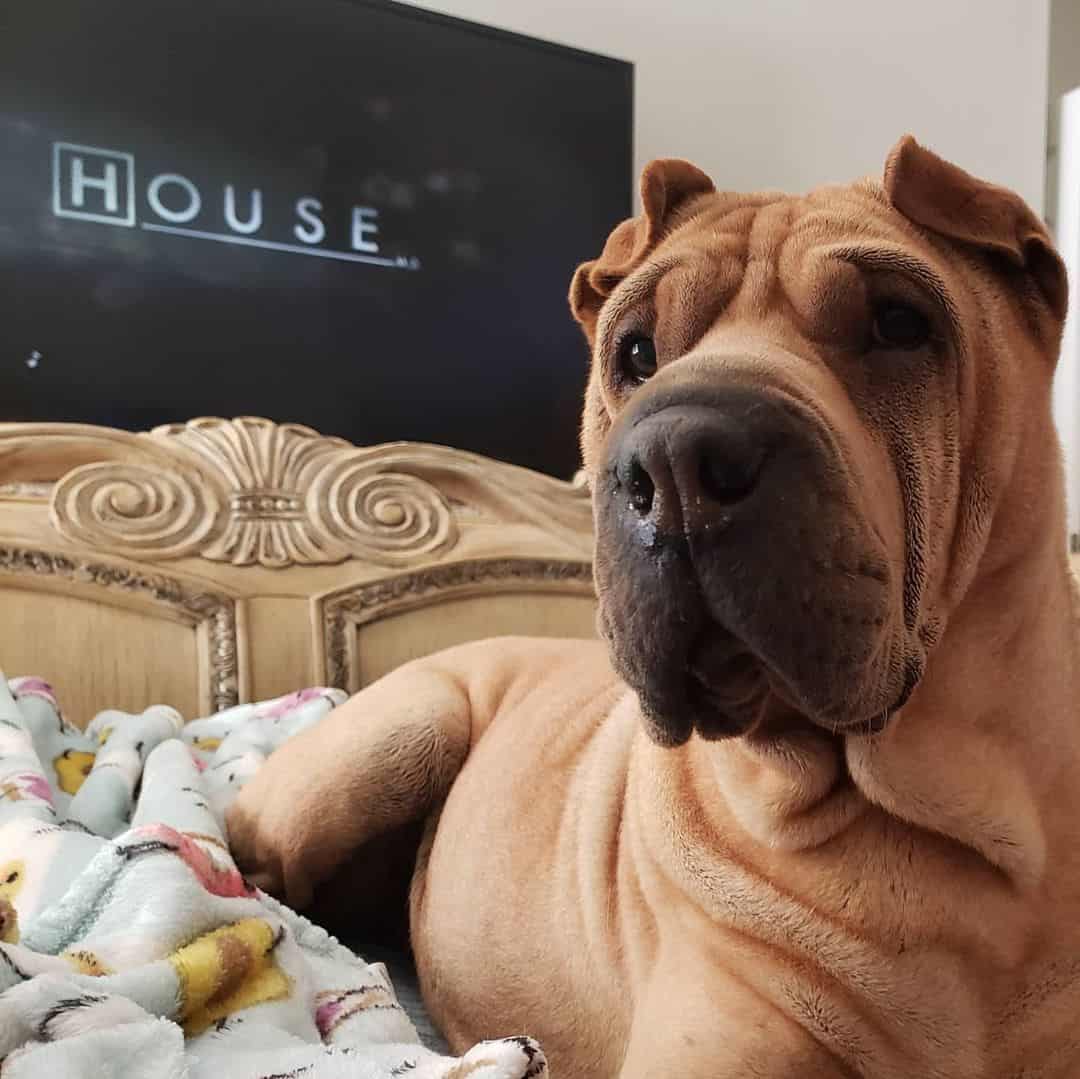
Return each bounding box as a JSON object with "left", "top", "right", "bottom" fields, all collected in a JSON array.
[
  {"left": 591, "top": 184, "right": 964, "bottom": 347},
  {"left": 572, "top": 136, "right": 1065, "bottom": 354}
]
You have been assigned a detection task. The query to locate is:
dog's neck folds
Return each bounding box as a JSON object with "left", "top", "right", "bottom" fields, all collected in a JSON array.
[{"left": 691, "top": 541, "right": 1080, "bottom": 890}]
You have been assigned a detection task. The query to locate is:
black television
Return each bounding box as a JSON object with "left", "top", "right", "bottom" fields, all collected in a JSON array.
[{"left": 0, "top": 0, "right": 633, "bottom": 478}]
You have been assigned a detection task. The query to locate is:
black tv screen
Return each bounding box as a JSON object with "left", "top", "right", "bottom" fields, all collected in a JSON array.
[{"left": 0, "top": 0, "right": 633, "bottom": 477}]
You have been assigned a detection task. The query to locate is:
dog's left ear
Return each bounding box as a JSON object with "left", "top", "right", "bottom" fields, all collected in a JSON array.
[
  {"left": 570, "top": 159, "right": 715, "bottom": 344},
  {"left": 884, "top": 134, "right": 1067, "bottom": 323}
]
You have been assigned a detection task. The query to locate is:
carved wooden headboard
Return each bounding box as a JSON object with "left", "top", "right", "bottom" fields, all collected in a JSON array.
[{"left": 0, "top": 417, "right": 596, "bottom": 727}]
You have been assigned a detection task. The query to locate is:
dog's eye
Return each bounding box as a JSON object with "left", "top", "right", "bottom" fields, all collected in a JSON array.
[
  {"left": 618, "top": 335, "right": 658, "bottom": 382},
  {"left": 871, "top": 302, "right": 931, "bottom": 350}
]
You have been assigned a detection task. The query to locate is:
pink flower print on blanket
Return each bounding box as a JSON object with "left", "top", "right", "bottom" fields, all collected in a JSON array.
[
  {"left": 315, "top": 984, "right": 403, "bottom": 1041},
  {"left": 253, "top": 688, "right": 335, "bottom": 721},
  {"left": 123, "top": 823, "right": 255, "bottom": 899},
  {"left": 1, "top": 771, "right": 54, "bottom": 807},
  {"left": 8, "top": 678, "right": 59, "bottom": 707}
]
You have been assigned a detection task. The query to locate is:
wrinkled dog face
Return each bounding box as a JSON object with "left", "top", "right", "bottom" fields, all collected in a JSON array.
[{"left": 570, "top": 140, "right": 1066, "bottom": 746}]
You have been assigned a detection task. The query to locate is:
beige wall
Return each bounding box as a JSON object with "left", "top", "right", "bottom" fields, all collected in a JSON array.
[
  {"left": 1047, "top": 0, "right": 1080, "bottom": 230},
  {"left": 1049, "top": 0, "right": 1080, "bottom": 104},
  {"left": 404, "top": 0, "right": 1050, "bottom": 212}
]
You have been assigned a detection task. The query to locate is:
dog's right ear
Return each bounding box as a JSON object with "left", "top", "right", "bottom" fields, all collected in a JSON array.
[
  {"left": 884, "top": 135, "right": 1067, "bottom": 324},
  {"left": 569, "top": 159, "right": 715, "bottom": 344}
]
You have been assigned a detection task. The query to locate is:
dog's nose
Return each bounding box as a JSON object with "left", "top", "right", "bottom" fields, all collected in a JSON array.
[{"left": 613, "top": 390, "right": 782, "bottom": 534}]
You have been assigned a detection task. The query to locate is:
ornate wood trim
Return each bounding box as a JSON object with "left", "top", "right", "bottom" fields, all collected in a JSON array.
[
  {"left": 0, "top": 545, "right": 238, "bottom": 711},
  {"left": 0, "top": 418, "right": 592, "bottom": 570},
  {"left": 321, "top": 557, "right": 595, "bottom": 690}
]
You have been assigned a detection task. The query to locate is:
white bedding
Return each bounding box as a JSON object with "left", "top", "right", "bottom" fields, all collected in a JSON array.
[{"left": 0, "top": 675, "right": 545, "bottom": 1077}]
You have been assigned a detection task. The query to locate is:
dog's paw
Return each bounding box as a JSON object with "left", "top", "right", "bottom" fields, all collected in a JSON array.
[{"left": 226, "top": 770, "right": 314, "bottom": 908}]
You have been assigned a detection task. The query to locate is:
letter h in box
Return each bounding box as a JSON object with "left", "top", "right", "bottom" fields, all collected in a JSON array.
[{"left": 52, "top": 142, "right": 135, "bottom": 228}]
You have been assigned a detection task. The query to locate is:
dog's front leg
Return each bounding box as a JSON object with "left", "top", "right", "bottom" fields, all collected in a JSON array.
[{"left": 227, "top": 650, "right": 481, "bottom": 910}]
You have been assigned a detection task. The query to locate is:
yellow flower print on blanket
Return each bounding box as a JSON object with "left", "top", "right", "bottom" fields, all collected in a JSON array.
[
  {"left": 0, "top": 859, "right": 23, "bottom": 943},
  {"left": 53, "top": 748, "right": 96, "bottom": 795},
  {"left": 0, "top": 896, "right": 18, "bottom": 943},
  {"left": 170, "top": 917, "right": 291, "bottom": 1036},
  {"left": 0, "top": 858, "right": 24, "bottom": 901}
]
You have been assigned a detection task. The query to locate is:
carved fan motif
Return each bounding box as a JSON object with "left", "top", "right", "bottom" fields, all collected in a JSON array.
[
  {"left": 42, "top": 417, "right": 591, "bottom": 570},
  {"left": 51, "top": 417, "right": 457, "bottom": 569}
]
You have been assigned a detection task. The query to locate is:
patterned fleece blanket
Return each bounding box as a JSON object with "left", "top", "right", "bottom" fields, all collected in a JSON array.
[{"left": 0, "top": 675, "right": 547, "bottom": 1078}]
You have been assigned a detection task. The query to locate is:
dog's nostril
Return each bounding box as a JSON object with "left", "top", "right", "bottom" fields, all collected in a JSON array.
[
  {"left": 699, "top": 446, "right": 764, "bottom": 505},
  {"left": 627, "top": 456, "right": 655, "bottom": 516}
]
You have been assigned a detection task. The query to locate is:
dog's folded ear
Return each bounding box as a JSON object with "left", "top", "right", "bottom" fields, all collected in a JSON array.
[
  {"left": 569, "top": 159, "right": 715, "bottom": 342},
  {"left": 884, "top": 134, "right": 1067, "bottom": 323}
]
